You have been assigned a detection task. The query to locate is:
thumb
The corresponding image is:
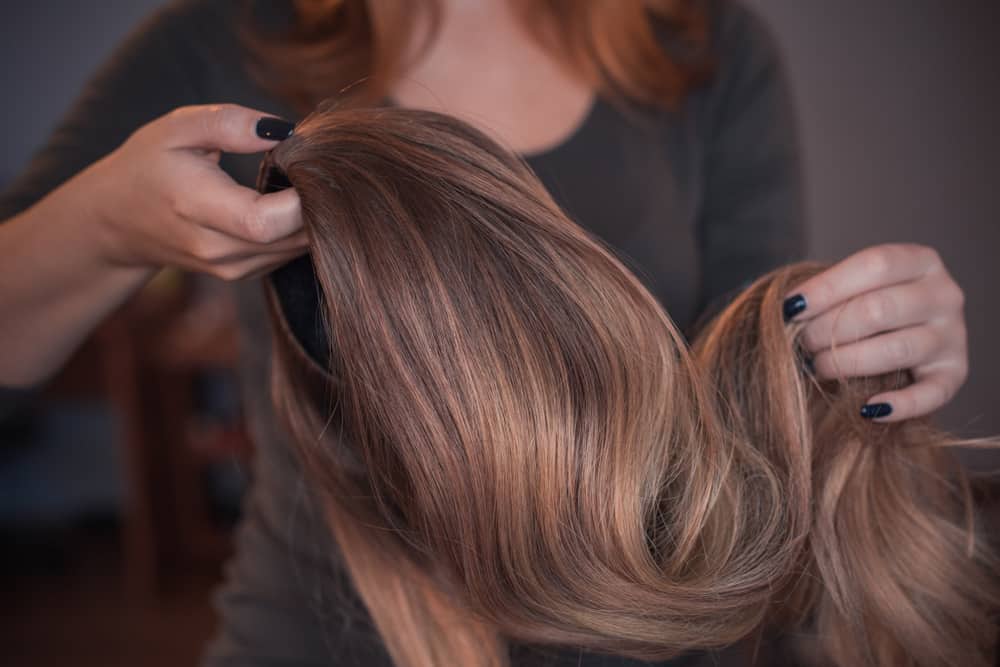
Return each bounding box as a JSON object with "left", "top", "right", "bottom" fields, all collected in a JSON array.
[{"left": 157, "top": 103, "right": 296, "bottom": 153}]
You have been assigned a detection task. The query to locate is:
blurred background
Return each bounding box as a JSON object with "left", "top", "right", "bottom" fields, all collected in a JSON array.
[{"left": 1, "top": 1, "right": 998, "bottom": 666}]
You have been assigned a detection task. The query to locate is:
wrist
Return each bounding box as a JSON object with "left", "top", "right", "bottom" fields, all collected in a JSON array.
[
  {"left": 28, "top": 170, "right": 153, "bottom": 288},
  {"left": 56, "top": 157, "right": 148, "bottom": 273}
]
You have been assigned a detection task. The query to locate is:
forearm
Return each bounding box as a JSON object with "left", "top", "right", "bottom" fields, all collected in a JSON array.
[{"left": 0, "top": 182, "right": 153, "bottom": 387}]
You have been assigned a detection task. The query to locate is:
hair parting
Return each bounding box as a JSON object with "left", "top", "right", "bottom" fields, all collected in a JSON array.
[{"left": 260, "top": 105, "right": 1000, "bottom": 667}]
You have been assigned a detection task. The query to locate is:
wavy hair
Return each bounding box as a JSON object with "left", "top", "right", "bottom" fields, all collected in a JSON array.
[{"left": 258, "top": 104, "right": 999, "bottom": 667}]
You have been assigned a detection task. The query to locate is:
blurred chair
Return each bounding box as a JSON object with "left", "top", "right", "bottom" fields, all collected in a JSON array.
[{"left": 92, "top": 270, "right": 250, "bottom": 598}]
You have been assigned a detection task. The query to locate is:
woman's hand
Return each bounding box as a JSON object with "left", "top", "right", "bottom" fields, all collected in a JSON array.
[
  {"left": 79, "top": 103, "right": 307, "bottom": 280},
  {"left": 783, "top": 243, "right": 968, "bottom": 422},
  {"left": 0, "top": 103, "right": 305, "bottom": 386}
]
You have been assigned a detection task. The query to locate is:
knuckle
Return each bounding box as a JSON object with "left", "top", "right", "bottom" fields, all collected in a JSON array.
[
  {"left": 943, "top": 282, "right": 966, "bottom": 311},
  {"left": 862, "top": 292, "right": 895, "bottom": 329},
  {"left": 202, "top": 104, "right": 240, "bottom": 139},
  {"left": 216, "top": 104, "right": 245, "bottom": 137},
  {"left": 810, "top": 278, "right": 836, "bottom": 311},
  {"left": 884, "top": 335, "right": 913, "bottom": 367},
  {"left": 240, "top": 205, "right": 274, "bottom": 243},
  {"left": 863, "top": 247, "right": 892, "bottom": 279},
  {"left": 920, "top": 244, "right": 943, "bottom": 268},
  {"left": 163, "top": 105, "right": 198, "bottom": 133}
]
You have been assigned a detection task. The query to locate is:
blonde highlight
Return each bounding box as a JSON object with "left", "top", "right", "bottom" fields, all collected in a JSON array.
[{"left": 262, "top": 105, "right": 999, "bottom": 667}]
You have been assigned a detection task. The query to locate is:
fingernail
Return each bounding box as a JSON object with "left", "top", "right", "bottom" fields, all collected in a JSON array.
[
  {"left": 256, "top": 116, "right": 295, "bottom": 140},
  {"left": 860, "top": 402, "right": 892, "bottom": 419},
  {"left": 783, "top": 294, "right": 807, "bottom": 322}
]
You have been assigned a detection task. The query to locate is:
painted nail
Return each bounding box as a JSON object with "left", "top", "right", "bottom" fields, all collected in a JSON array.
[
  {"left": 256, "top": 116, "right": 295, "bottom": 140},
  {"left": 860, "top": 403, "right": 893, "bottom": 419},
  {"left": 783, "top": 294, "right": 807, "bottom": 322}
]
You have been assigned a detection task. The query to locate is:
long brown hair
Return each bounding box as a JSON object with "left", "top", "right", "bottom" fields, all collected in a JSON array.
[
  {"left": 260, "top": 105, "right": 999, "bottom": 666},
  {"left": 238, "top": 0, "right": 713, "bottom": 116}
]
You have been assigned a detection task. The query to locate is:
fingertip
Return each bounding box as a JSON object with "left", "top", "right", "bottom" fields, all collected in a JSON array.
[
  {"left": 860, "top": 402, "right": 894, "bottom": 420},
  {"left": 783, "top": 293, "right": 808, "bottom": 322},
  {"left": 256, "top": 187, "right": 303, "bottom": 241}
]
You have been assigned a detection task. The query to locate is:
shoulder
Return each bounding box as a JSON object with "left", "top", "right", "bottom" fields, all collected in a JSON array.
[
  {"left": 703, "top": 0, "right": 789, "bottom": 105},
  {"left": 155, "top": 0, "right": 297, "bottom": 32},
  {"left": 709, "top": 0, "right": 782, "bottom": 60},
  {"left": 123, "top": 0, "right": 294, "bottom": 61},
  {"left": 113, "top": 0, "right": 299, "bottom": 104},
  {"left": 649, "top": 0, "right": 792, "bottom": 132},
  {"left": 652, "top": 0, "right": 784, "bottom": 83},
  {"left": 672, "top": 0, "right": 796, "bottom": 143}
]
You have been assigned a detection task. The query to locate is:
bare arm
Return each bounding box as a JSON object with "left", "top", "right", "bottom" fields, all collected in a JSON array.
[
  {"left": 0, "top": 2, "right": 305, "bottom": 387},
  {"left": 0, "top": 183, "right": 153, "bottom": 386},
  {"left": 0, "top": 104, "right": 305, "bottom": 387}
]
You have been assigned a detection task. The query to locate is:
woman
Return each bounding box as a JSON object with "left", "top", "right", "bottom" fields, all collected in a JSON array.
[{"left": 0, "top": 0, "right": 970, "bottom": 664}]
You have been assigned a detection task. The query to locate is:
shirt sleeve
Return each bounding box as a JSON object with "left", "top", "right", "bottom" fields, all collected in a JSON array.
[
  {"left": 0, "top": 0, "right": 205, "bottom": 223},
  {"left": 689, "top": 0, "right": 807, "bottom": 332}
]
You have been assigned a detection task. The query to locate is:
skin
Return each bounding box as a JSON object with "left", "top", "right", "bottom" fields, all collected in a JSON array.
[
  {"left": 0, "top": 104, "right": 307, "bottom": 386},
  {"left": 0, "top": 0, "right": 971, "bottom": 424},
  {"left": 786, "top": 244, "right": 968, "bottom": 422}
]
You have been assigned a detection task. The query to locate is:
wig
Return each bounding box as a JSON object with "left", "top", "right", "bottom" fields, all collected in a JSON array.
[{"left": 257, "top": 104, "right": 999, "bottom": 667}]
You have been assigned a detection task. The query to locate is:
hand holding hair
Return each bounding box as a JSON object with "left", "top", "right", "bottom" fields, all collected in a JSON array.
[
  {"left": 80, "top": 103, "right": 308, "bottom": 280},
  {"left": 0, "top": 103, "right": 308, "bottom": 386},
  {"left": 783, "top": 243, "right": 969, "bottom": 422},
  {"left": 260, "top": 103, "right": 999, "bottom": 667}
]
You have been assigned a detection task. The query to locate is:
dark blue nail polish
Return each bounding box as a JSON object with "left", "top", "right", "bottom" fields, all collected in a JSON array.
[
  {"left": 860, "top": 403, "right": 892, "bottom": 419},
  {"left": 783, "top": 294, "right": 807, "bottom": 321},
  {"left": 256, "top": 116, "right": 295, "bottom": 140}
]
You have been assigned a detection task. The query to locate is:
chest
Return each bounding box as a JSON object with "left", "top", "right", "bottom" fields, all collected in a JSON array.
[
  {"left": 219, "top": 53, "right": 705, "bottom": 333},
  {"left": 524, "top": 101, "right": 704, "bottom": 329},
  {"left": 389, "top": 4, "right": 596, "bottom": 157}
]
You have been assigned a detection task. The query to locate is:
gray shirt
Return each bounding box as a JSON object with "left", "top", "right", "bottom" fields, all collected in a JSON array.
[{"left": 0, "top": 0, "right": 805, "bottom": 664}]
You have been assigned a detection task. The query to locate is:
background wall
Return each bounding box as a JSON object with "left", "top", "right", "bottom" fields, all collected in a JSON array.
[
  {"left": 744, "top": 0, "right": 1000, "bottom": 465},
  {"left": 2, "top": 0, "right": 998, "bottom": 443}
]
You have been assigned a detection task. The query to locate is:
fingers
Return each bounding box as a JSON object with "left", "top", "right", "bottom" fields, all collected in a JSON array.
[
  {"left": 173, "top": 167, "right": 303, "bottom": 243},
  {"left": 187, "top": 244, "right": 309, "bottom": 282},
  {"left": 157, "top": 104, "right": 295, "bottom": 153},
  {"left": 783, "top": 244, "right": 943, "bottom": 322},
  {"left": 786, "top": 243, "right": 970, "bottom": 424},
  {"left": 811, "top": 325, "right": 943, "bottom": 380},
  {"left": 799, "top": 280, "right": 947, "bottom": 352},
  {"left": 183, "top": 226, "right": 310, "bottom": 266},
  {"left": 860, "top": 365, "right": 965, "bottom": 422},
  {"left": 161, "top": 212, "right": 308, "bottom": 275}
]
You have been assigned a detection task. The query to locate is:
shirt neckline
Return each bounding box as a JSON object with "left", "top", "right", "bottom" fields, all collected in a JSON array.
[{"left": 379, "top": 94, "right": 602, "bottom": 165}]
